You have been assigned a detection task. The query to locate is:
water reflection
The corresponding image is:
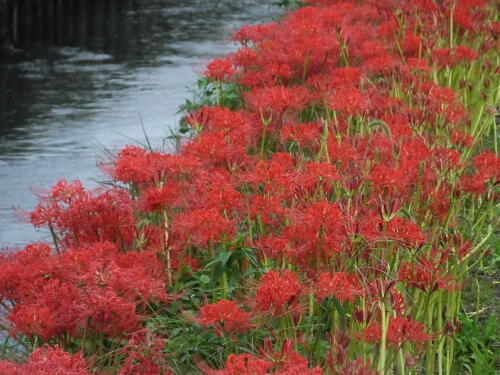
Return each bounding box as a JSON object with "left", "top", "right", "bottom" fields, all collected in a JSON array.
[{"left": 0, "top": 0, "right": 275, "bottom": 248}]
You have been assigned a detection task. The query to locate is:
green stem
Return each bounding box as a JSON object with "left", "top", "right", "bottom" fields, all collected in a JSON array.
[
  {"left": 397, "top": 347, "right": 406, "bottom": 375},
  {"left": 378, "top": 301, "right": 388, "bottom": 374},
  {"left": 437, "top": 293, "right": 444, "bottom": 375},
  {"left": 163, "top": 210, "right": 172, "bottom": 286},
  {"left": 215, "top": 79, "right": 222, "bottom": 105},
  {"left": 425, "top": 297, "right": 435, "bottom": 375},
  {"left": 221, "top": 272, "right": 228, "bottom": 299}
]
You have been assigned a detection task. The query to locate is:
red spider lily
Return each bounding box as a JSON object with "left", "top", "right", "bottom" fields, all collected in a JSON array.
[
  {"left": 173, "top": 207, "right": 235, "bottom": 248},
  {"left": 242, "top": 156, "right": 298, "bottom": 199},
  {"left": 391, "top": 290, "right": 408, "bottom": 318},
  {"left": 108, "top": 145, "right": 151, "bottom": 184},
  {"left": 234, "top": 6, "right": 343, "bottom": 83},
  {"left": 412, "top": 82, "right": 467, "bottom": 125},
  {"left": 232, "top": 23, "right": 278, "bottom": 44},
  {"left": 460, "top": 151, "right": 500, "bottom": 194},
  {"left": 196, "top": 300, "right": 252, "bottom": 337},
  {"left": 63, "top": 246, "right": 167, "bottom": 306},
  {"left": 79, "top": 287, "right": 141, "bottom": 337},
  {"left": 398, "top": 258, "right": 436, "bottom": 292},
  {"left": 355, "top": 40, "right": 389, "bottom": 62},
  {"left": 458, "top": 0, "right": 485, "bottom": 7},
  {"left": 330, "top": 88, "right": 369, "bottom": 117},
  {"left": 280, "top": 122, "right": 321, "bottom": 150},
  {"left": 186, "top": 106, "right": 247, "bottom": 136},
  {"left": 201, "top": 353, "right": 273, "bottom": 375},
  {"left": 405, "top": 57, "right": 431, "bottom": 73},
  {"left": 245, "top": 86, "right": 311, "bottom": 121},
  {"left": 110, "top": 146, "right": 200, "bottom": 185},
  {"left": 451, "top": 130, "right": 473, "bottom": 148},
  {"left": 283, "top": 201, "right": 345, "bottom": 266},
  {"left": 449, "top": 5, "right": 482, "bottom": 33},
  {"left": 256, "top": 339, "right": 322, "bottom": 375},
  {"left": 398, "top": 257, "right": 461, "bottom": 292},
  {"left": 399, "top": 139, "right": 432, "bottom": 164},
  {"left": 375, "top": 193, "right": 404, "bottom": 221},
  {"left": 203, "top": 184, "right": 243, "bottom": 214},
  {"left": 377, "top": 16, "right": 399, "bottom": 39},
  {"left": 255, "top": 270, "right": 303, "bottom": 317},
  {"left": 0, "top": 345, "right": 92, "bottom": 375},
  {"left": 2, "top": 241, "right": 167, "bottom": 341},
  {"left": 118, "top": 333, "right": 172, "bottom": 375},
  {"left": 370, "top": 164, "right": 408, "bottom": 195},
  {"left": 183, "top": 168, "right": 244, "bottom": 214},
  {"left": 474, "top": 151, "right": 500, "bottom": 180},
  {"left": 361, "top": 316, "right": 432, "bottom": 347},
  {"left": 255, "top": 236, "right": 290, "bottom": 261},
  {"left": 274, "top": 351, "right": 322, "bottom": 375},
  {"left": 379, "top": 114, "right": 411, "bottom": 142},
  {"left": 245, "top": 195, "right": 286, "bottom": 228},
  {"left": 431, "top": 46, "right": 478, "bottom": 69},
  {"left": 426, "top": 188, "right": 453, "bottom": 223},
  {"left": 30, "top": 180, "right": 137, "bottom": 248},
  {"left": 325, "top": 330, "right": 377, "bottom": 374},
  {"left": 316, "top": 272, "right": 364, "bottom": 303},
  {"left": 205, "top": 58, "right": 236, "bottom": 82},
  {"left": 327, "top": 137, "right": 359, "bottom": 172},
  {"left": 263, "top": 62, "right": 294, "bottom": 83},
  {"left": 430, "top": 147, "right": 461, "bottom": 172},
  {"left": 141, "top": 183, "right": 181, "bottom": 212},
  {"left": 9, "top": 280, "right": 141, "bottom": 340},
  {"left": 325, "top": 329, "right": 351, "bottom": 369},
  {"left": 330, "top": 358, "right": 376, "bottom": 375},
  {"left": 183, "top": 130, "right": 250, "bottom": 169},
  {"left": 331, "top": 67, "right": 362, "bottom": 88},
  {"left": 362, "top": 55, "right": 401, "bottom": 76},
  {"left": 0, "top": 242, "right": 54, "bottom": 301},
  {"left": 287, "top": 200, "right": 343, "bottom": 235},
  {"left": 298, "top": 162, "right": 340, "bottom": 194},
  {"left": 9, "top": 279, "right": 82, "bottom": 340},
  {"left": 460, "top": 173, "right": 487, "bottom": 194},
  {"left": 401, "top": 32, "right": 422, "bottom": 58},
  {"left": 384, "top": 217, "right": 425, "bottom": 249},
  {"left": 228, "top": 47, "right": 259, "bottom": 69}
]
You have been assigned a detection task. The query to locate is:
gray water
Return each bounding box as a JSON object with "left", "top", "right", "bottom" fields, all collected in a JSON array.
[{"left": 0, "top": 0, "right": 276, "bottom": 248}]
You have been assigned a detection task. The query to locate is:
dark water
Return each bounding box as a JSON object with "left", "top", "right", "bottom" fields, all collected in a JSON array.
[{"left": 0, "top": 0, "right": 276, "bottom": 248}]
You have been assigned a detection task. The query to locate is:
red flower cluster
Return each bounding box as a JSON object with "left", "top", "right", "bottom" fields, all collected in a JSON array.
[
  {"left": 255, "top": 270, "right": 303, "bottom": 316},
  {"left": 316, "top": 272, "right": 363, "bottom": 303},
  {"left": 0, "top": 345, "right": 92, "bottom": 375},
  {"left": 30, "top": 179, "right": 137, "bottom": 248},
  {"left": 118, "top": 333, "right": 172, "bottom": 375},
  {"left": 205, "top": 58, "right": 236, "bottom": 82},
  {"left": 361, "top": 317, "right": 432, "bottom": 347},
  {"left": 196, "top": 300, "right": 251, "bottom": 337},
  {"left": 0, "top": 241, "right": 167, "bottom": 341},
  {"left": 201, "top": 343, "right": 322, "bottom": 375}
]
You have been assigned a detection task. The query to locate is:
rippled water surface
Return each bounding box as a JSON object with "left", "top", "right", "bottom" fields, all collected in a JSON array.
[{"left": 0, "top": 0, "right": 276, "bottom": 248}]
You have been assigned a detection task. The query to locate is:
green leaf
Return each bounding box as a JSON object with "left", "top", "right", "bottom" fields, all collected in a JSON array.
[{"left": 199, "top": 275, "right": 211, "bottom": 284}]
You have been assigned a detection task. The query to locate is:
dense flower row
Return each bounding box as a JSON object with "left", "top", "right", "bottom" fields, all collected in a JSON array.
[{"left": 0, "top": 0, "right": 498, "bottom": 374}]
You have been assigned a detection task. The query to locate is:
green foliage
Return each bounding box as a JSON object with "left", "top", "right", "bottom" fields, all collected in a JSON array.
[
  {"left": 272, "top": 0, "right": 308, "bottom": 8},
  {"left": 148, "top": 239, "right": 266, "bottom": 373},
  {"left": 178, "top": 77, "right": 244, "bottom": 115},
  {"left": 172, "top": 77, "right": 245, "bottom": 145},
  {"left": 455, "top": 313, "right": 500, "bottom": 374}
]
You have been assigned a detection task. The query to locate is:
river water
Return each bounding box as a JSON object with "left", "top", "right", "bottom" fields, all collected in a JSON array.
[{"left": 0, "top": 0, "right": 276, "bottom": 248}]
